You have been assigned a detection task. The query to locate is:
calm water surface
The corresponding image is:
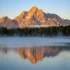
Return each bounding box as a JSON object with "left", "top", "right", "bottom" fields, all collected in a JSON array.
[{"left": 0, "top": 37, "right": 70, "bottom": 70}]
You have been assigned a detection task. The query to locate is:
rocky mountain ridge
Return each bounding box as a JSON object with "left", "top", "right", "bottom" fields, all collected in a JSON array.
[{"left": 0, "top": 6, "right": 70, "bottom": 28}]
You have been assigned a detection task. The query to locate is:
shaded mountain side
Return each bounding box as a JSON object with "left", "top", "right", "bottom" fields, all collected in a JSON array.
[
  {"left": 0, "top": 6, "right": 70, "bottom": 28},
  {"left": 0, "top": 16, "right": 18, "bottom": 28}
]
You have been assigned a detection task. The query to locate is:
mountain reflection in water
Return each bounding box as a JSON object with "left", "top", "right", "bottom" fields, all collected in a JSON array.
[{"left": 0, "top": 46, "right": 70, "bottom": 64}]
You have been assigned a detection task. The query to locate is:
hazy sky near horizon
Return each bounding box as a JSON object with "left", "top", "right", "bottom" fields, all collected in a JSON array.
[{"left": 0, "top": 0, "right": 70, "bottom": 19}]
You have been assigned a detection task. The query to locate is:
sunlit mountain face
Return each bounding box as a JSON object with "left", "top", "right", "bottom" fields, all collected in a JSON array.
[
  {"left": 0, "top": 45, "right": 70, "bottom": 64},
  {"left": 0, "top": 6, "right": 70, "bottom": 28}
]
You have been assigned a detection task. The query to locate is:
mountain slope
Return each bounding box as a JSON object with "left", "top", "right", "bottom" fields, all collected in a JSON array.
[
  {"left": 0, "top": 16, "right": 18, "bottom": 28},
  {"left": 0, "top": 6, "right": 70, "bottom": 28}
]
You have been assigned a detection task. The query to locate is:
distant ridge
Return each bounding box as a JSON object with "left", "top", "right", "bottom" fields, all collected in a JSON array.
[{"left": 0, "top": 6, "right": 70, "bottom": 28}]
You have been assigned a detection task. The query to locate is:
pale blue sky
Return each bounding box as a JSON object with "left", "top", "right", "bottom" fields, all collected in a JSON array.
[{"left": 0, "top": 0, "right": 70, "bottom": 19}]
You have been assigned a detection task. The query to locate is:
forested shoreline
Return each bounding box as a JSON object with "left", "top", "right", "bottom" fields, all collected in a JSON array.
[{"left": 0, "top": 26, "right": 70, "bottom": 36}]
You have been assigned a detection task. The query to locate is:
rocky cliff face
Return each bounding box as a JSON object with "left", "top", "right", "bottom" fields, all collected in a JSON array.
[
  {"left": 15, "top": 6, "right": 70, "bottom": 28},
  {"left": 0, "top": 6, "right": 70, "bottom": 28}
]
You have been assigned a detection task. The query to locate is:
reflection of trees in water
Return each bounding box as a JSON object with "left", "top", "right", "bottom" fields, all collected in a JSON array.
[
  {"left": 0, "top": 47, "right": 16, "bottom": 54},
  {"left": 0, "top": 46, "right": 70, "bottom": 64},
  {"left": 0, "top": 47, "right": 8, "bottom": 54}
]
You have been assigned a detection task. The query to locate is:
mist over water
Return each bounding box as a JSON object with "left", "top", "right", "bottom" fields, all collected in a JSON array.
[{"left": 0, "top": 36, "right": 70, "bottom": 47}]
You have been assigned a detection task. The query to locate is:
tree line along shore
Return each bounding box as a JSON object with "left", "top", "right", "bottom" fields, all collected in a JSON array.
[{"left": 0, "top": 26, "right": 70, "bottom": 36}]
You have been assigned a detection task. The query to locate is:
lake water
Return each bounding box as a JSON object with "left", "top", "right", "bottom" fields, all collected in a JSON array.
[{"left": 0, "top": 36, "right": 70, "bottom": 70}]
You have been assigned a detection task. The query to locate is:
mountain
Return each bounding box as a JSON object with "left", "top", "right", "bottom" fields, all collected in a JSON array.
[
  {"left": 15, "top": 6, "right": 70, "bottom": 27},
  {"left": 0, "top": 6, "right": 70, "bottom": 28},
  {"left": 0, "top": 16, "right": 18, "bottom": 28}
]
